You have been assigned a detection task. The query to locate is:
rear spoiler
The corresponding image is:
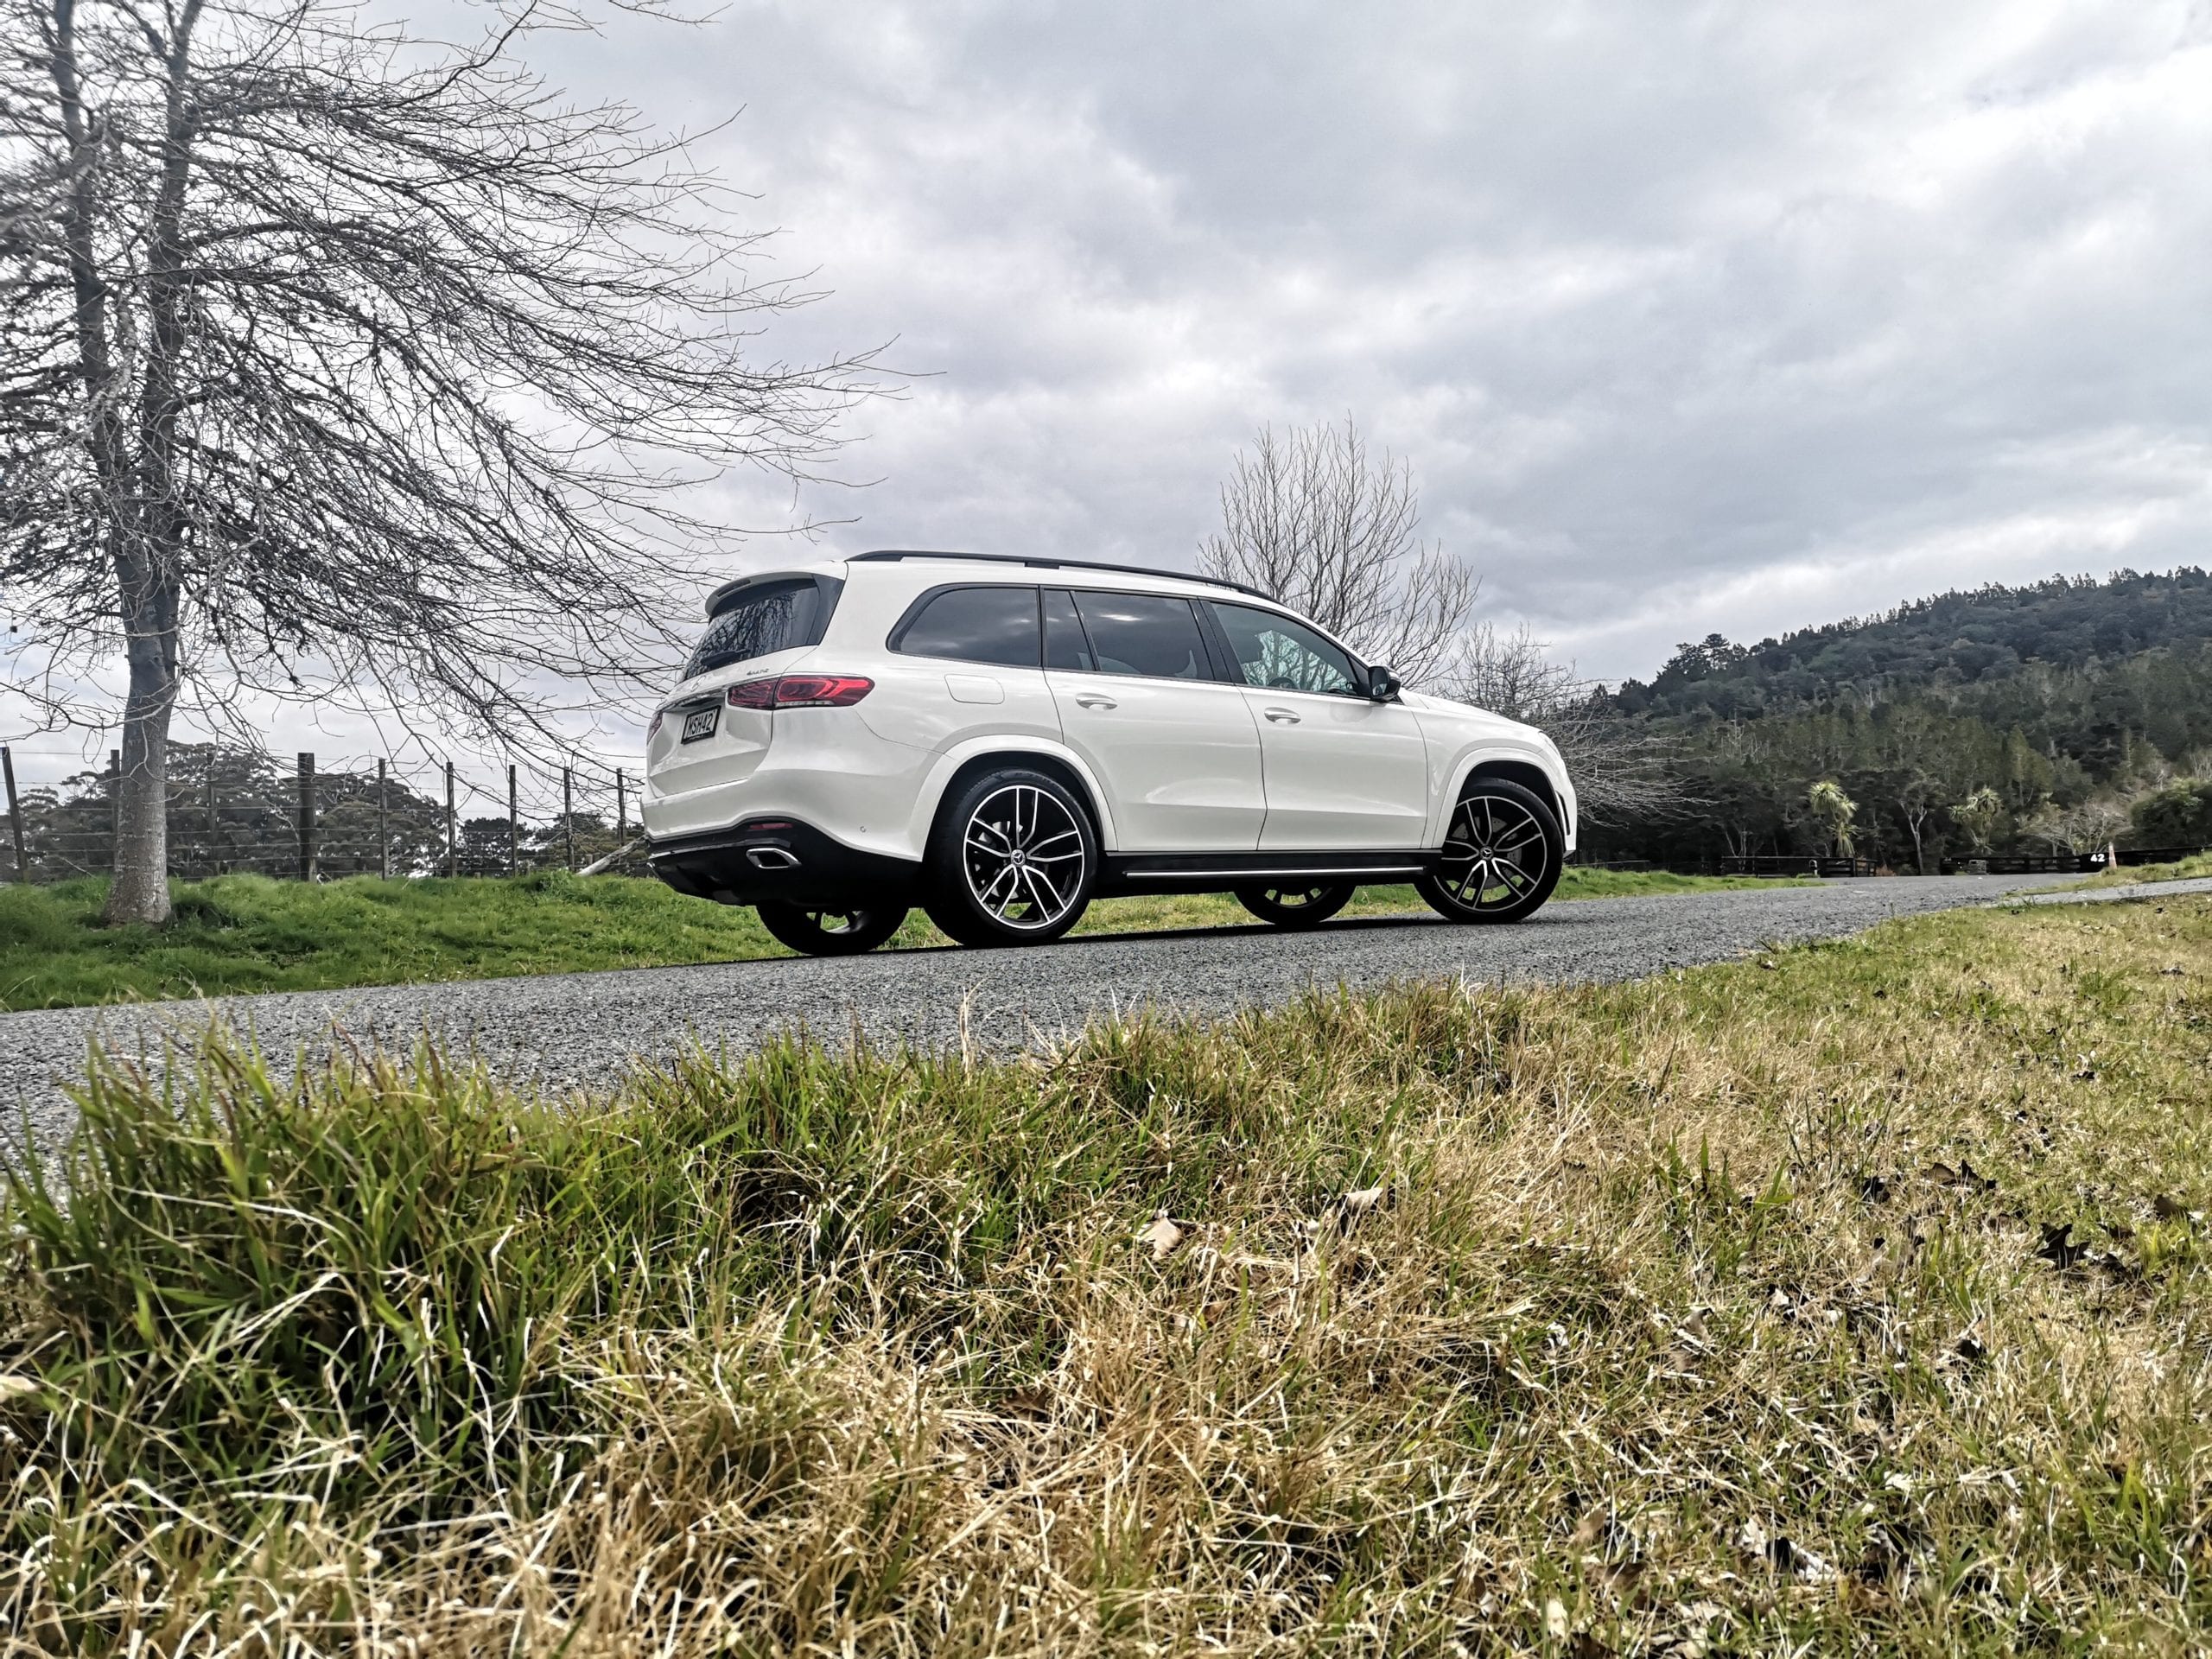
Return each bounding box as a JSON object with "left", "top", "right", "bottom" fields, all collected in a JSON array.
[{"left": 702, "top": 570, "right": 837, "bottom": 620}]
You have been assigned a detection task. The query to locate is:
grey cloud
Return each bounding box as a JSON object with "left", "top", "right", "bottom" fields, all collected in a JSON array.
[{"left": 317, "top": 3, "right": 2212, "bottom": 684}]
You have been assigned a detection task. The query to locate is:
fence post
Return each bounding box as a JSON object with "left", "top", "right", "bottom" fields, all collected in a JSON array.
[
  {"left": 563, "top": 766, "right": 575, "bottom": 871},
  {"left": 109, "top": 747, "right": 121, "bottom": 858},
  {"left": 378, "top": 758, "right": 390, "bottom": 879},
  {"left": 445, "top": 761, "right": 457, "bottom": 877},
  {"left": 507, "top": 763, "right": 518, "bottom": 875},
  {"left": 616, "top": 769, "right": 626, "bottom": 845},
  {"left": 2, "top": 746, "right": 24, "bottom": 883},
  {"left": 297, "top": 752, "right": 317, "bottom": 881},
  {"left": 205, "top": 753, "right": 220, "bottom": 877}
]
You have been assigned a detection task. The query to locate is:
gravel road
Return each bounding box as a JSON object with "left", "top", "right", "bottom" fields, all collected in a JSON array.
[{"left": 16, "top": 871, "right": 2204, "bottom": 1153}]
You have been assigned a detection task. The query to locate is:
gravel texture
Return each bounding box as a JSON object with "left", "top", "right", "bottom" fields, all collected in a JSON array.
[{"left": 8, "top": 873, "right": 2208, "bottom": 1154}]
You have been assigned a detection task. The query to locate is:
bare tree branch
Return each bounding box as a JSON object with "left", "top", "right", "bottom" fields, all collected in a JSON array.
[
  {"left": 1444, "top": 621, "right": 1680, "bottom": 823},
  {"left": 1197, "top": 416, "right": 1474, "bottom": 686},
  {"left": 0, "top": 0, "right": 883, "bottom": 922}
]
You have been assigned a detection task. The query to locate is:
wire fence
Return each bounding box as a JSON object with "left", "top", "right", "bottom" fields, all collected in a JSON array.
[{"left": 1, "top": 742, "right": 646, "bottom": 884}]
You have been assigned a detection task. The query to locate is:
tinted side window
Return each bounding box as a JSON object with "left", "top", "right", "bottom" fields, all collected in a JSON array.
[
  {"left": 1070, "top": 591, "right": 1209, "bottom": 680},
  {"left": 687, "top": 579, "right": 825, "bottom": 677},
  {"left": 894, "top": 585, "right": 1040, "bottom": 667},
  {"left": 1042, "top": 588, "right": 1093, "bottom": 671},
  {"left": 1211, "top": 602, "right": 1361, "bottom": 696}
]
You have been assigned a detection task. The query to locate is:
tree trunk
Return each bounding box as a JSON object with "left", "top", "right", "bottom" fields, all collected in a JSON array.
[
  {"left": 102, "top": 582, "right": 181, "bottom": 925},
  {"left": 100, "top": 1, "right": 200, "bottom": 928}
]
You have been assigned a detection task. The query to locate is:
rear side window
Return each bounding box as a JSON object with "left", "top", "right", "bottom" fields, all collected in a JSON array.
[
  {"left": 893, "top": 585, "right": 1041, "bottom": 667},
  {"left": 1070, "top": 591, "right": 1209, "bottom": 680},
  {"left": 687, "top": 579, "right": 826, "bottom": 678}
]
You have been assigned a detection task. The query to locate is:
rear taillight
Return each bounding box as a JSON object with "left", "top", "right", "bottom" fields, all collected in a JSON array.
[
  {"left": 647, "top": 710, "right": 664, "bottom": 738},
  {"left": 726, "top": 674, "right": 874, "bottom": 710}
]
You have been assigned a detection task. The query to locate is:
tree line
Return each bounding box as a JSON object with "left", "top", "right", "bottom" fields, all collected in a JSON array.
[{"left": 1583, "top": 570, "right": 2212, "bottom": 868}]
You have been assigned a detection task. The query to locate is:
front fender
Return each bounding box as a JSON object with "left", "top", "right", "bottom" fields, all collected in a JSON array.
[{"left": 1431, "top": 741, "right": 1578, "bottom": 852}]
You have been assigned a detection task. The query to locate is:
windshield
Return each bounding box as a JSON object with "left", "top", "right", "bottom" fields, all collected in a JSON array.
[{"left": 685, "top": 579, "right": 827, "bottom": 679}]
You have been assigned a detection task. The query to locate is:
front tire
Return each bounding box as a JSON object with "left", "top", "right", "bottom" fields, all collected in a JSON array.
[
  {"left": 925, "top": 767, "right": 1099, "bottom": 947},
  {"left": 1235, "top": 882, "right": 1356, "bottom": 928},
  {"left": 756, "top": 900, "right": 908, "bottom": 957},
  {"left": 1417, "top": 779, "right": 1563, "bottom": 924}
]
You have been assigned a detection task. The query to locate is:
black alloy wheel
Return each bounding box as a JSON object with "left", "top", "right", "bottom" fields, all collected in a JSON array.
[
  {"left": 756, "top": 899, "right": 908, "bottom": 957},
  {"left": 925, "top": 766, "right": 1098, "bottom": 946},
  {"left": 1235, "top": 882, "right": 1357, "bottom": 928},
  {"left": 1416, "top": 779, "right": 1563, "bottom": 924}
]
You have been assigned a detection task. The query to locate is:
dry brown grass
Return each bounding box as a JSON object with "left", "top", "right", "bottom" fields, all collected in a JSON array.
[{"left": 3, "top": 894, "right": 2209, "bottom": 1655}]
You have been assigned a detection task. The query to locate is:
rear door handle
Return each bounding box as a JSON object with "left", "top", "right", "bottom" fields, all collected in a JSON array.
[
  {"left": 1075, "top": 692, "right": 1118, "bottom": 709},
  {"left": 1263, "top": 707, "right": 1300, "bottom": 724}
]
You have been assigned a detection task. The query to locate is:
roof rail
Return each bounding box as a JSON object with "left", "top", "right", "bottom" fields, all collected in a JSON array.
[{"left": 846, "top": 548, "right": 1276, "bottom": 603}]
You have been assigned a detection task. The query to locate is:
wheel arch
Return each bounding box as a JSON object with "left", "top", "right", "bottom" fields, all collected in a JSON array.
[
  {"left": 1440, "top": 751, "right": 1575, "bottom": 849},
  {"left": 912, "top": 742, "right": 1117, "bottom": 855}
]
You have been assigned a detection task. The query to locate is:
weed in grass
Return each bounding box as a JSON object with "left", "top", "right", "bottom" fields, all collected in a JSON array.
[{"left": 3, "top": 897, "right": 2206, "bottom": 1653}]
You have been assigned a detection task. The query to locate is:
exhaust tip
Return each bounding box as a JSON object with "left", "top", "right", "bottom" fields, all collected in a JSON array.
[{"left": 745, "top": 845, "right": 799, "bottom": 870}]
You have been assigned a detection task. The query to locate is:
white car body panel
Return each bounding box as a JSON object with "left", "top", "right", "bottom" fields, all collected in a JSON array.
[
  {"left": 1243, "top": 688, "right": 1431, "bottom": 849},
  {"left": 1049, "top": 672, "right": 1265, "bottom": 852},
  {"left": 640, "top": 555, "right": 1577, "bottom": 880}
]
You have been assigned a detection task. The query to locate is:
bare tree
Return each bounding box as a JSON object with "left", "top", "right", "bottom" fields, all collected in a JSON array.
[
  {"left": 1446, "top": 621, "right": 1677, "bottom": 821},
  {"left": 1198, "top": 418, "right": 1473, "bottom": 686},
  {"left": 2022, "top": 795, "right": 2131, "bottom": 855},
  {"left": 1, "top": 0, "right": 875, "bottom": 923}
]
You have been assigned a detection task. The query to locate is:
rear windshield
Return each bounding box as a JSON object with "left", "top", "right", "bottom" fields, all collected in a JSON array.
[{"left": 686, "top": 579, "right": 827, "bottom": 678}]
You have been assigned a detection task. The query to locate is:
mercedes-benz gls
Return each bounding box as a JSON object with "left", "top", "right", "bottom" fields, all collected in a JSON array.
[{"left": 643, "top": 550, "right": 1577, "bottom": 956}]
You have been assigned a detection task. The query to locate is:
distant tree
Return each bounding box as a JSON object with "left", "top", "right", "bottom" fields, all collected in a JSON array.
[
  {"left": 1198, "top": 418, "right": 1474, "bottom": 686},
  {"left": 2129, "top": 779, "right": 2212, "bottom": 848},
  {"left": 2023, "top": 796, "right": 2132, "bottom": 855},
  {"left": 1804, "top": 780, "right": 1857, "bottom": 858},
  {"left": 1953, "top": 786, "right": 2004, "bottom": 851},
  {"left": 0, "top": 0, "right": 875, "bottom": 925}
]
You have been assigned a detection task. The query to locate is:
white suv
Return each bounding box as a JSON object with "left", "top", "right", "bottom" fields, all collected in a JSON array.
[{"left": 643, "top": 550, "right": 1577, "bottom": 955}]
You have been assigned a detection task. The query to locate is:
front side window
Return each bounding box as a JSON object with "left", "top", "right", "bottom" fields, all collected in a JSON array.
[
  {"left": 1070, "top": 591, "right": 1210, "bottom": 679},
  {"left": 1211, "top": 602, "right": 1361, "bottom": 696},
  {"left": 687, "top": 579, "right": 825, "bottom": 678},
  {"left": 893, "top": 585, "right": 1040, "bottom": 667}
]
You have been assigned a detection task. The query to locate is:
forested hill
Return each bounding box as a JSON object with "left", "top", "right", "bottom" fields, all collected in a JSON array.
[
  {"left": 1586, "top": 567, "right": 2212, "bottom": 868},
  {"left": 1613, "top": 568, "right": 2212, "bottom": 723}
]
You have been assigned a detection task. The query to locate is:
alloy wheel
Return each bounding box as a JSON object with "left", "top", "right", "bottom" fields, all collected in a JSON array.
[
  {"left": 754, "top": 899, "right": 907, "bottom": 957},
  {"left": 1236, "top": 881, "right": 1356, "bottom": 928},
  {"left": 1436, "top": 791, "right": 1548, "bottom": 912},
  {"left": 960, "top": 784, "right": 1088, "bottom": 931}
]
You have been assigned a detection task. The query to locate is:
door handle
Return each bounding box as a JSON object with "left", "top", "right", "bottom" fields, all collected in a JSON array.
[
  {"left": 1074, "top": 693, "right": 1118, "bottom": 709},
  {"left": 1263, "top": 707, "right": 1300, "bottom": 724}
]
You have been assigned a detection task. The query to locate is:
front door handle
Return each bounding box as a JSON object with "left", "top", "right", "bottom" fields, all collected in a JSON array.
[
  {"left": 1074, "top": 692, "right": 1118, "bottom": 709},
  {"left": 1263, "top": 707, "right": 1300, "bottom": 724}
]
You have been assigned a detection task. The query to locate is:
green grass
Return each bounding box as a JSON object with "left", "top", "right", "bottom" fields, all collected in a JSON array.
[
  {"left": 0, "top": 866, "right": 1813, "bottom": 1012},
  {"left": 2068, "top": 850, "right": 2212, "bottom": 889},
  {"left": 3, "top": 894, "right": 2208, "bottom": 1652}
]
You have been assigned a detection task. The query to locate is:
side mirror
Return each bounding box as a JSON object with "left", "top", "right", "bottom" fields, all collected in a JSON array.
[{"left": 1367, "top": 667, "right": 1401, "bottom": 702}]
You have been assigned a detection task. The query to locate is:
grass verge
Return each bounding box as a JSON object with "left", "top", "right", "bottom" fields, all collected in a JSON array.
[
  {"left": 3, "top": 893, "right": 2208, "bottom": 1652},
  {"left": 2068, "top": 851, "right": 2212, "bottom": 889},
  {"left": 0, "top": 867, "right": 1812, "bottom": 1012}
]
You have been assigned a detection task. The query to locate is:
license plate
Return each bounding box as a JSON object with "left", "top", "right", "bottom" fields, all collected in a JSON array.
[{"left": 680, "top": 706, "right": 718, "bottom": 744}]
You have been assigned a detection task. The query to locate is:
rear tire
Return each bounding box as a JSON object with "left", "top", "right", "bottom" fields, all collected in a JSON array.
[
  {"left": 924, "top": 766, "right": 1098, "bottom": 947},
  {"left": 1417, "top": 779, "right": 1563, "bottom": 924},
  {"left": 1235, "top": 882, "right": 1356, "bottom": 928},
  {"left": 756, "top": 900, "right": 907, "bottom": 957}
]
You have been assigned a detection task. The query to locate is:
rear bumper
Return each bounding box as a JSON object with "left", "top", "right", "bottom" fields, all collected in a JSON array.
[{"left": 647, "top": 818, "right": 922, "bottom": 908}]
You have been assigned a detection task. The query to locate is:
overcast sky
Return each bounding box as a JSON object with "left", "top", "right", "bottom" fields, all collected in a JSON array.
[
  {"left": 545, "top": 0, "right": 2211, "bottom": 683},
  {"left": 8, "top": 0, "right": 2210, "bottom": 791}
]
